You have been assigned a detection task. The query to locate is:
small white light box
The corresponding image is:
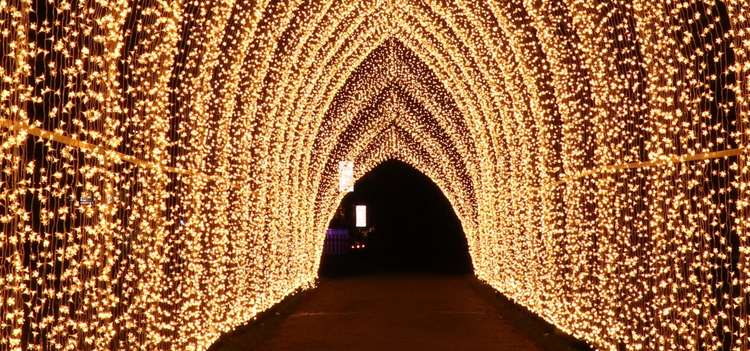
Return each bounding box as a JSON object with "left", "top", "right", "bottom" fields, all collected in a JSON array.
[
  {"left": 355, "top": 205, "right": 367, "bottom": 228},
  {"left": 338, "top": 160, "right": 354, "bottom": 193}
]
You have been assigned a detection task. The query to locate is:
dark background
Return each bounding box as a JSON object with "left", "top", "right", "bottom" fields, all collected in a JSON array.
[{"left": 320, "top": 159, "right": 473, "bottom": 276}]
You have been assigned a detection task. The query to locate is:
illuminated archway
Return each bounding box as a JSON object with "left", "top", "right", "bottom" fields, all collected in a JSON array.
[{"left": 2, "top": 0, "right": 750, "bottom": 350}]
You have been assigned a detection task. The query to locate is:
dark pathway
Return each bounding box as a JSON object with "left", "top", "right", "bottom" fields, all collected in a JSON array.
[{"left": 211, "top": 275, "right": 588, "bottom": 351}]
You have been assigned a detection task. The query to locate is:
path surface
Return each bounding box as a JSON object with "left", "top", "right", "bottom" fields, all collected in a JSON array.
[{"left": 212, "top": 275, "right": 582, "bottom": 351}]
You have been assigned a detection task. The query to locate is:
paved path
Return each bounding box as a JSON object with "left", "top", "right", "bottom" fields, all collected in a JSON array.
[{"left": 212, "top": 275, "right": 583, "bottom": 351}]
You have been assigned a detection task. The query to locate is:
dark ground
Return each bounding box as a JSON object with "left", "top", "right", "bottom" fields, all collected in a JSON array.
[{"left": 210, "top": 274, "right": 592, "bottom": 351}]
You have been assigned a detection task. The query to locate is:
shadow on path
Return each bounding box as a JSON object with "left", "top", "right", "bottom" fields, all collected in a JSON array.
[{"left": 210, "top": 275, "right": 592, "bottom": 351}]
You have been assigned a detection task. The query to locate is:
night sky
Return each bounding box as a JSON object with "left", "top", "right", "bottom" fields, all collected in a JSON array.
[{"left": 321, "top": 159, "right": 473, "bottom": 276}]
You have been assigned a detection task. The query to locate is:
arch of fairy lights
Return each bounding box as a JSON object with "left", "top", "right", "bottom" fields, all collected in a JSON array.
[{"left": 1, "top": 0, "right": 750, "bottom": 350}]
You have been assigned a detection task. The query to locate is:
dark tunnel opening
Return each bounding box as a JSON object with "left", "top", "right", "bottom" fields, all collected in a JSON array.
[{"left": 319, "top": 159, "right": 473, "bottom": 277}]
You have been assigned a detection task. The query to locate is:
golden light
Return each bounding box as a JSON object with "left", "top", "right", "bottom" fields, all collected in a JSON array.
[{"left": 1, "top": 0, "right": 749, "bottom": 350}]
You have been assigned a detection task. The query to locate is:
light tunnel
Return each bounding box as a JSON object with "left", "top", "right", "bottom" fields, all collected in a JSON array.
[{"left": 1, "top": 0, "right": 749, "bottom": 350}]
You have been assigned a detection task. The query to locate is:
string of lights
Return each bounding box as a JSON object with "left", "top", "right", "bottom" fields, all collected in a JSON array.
[{"left": 1, "top": 0, "right": 749, "bottom": 350}]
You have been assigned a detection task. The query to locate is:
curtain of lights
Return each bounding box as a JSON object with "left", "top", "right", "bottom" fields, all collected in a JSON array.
[{"left": 1, "top": 0, "right": 749, "bottom": 350}]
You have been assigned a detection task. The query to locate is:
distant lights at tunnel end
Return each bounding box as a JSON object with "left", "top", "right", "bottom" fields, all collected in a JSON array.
[{"left": 339, "top": 160, "right": 355, "bottom": 193}]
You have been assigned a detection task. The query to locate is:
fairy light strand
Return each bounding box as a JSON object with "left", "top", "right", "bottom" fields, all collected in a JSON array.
[{"left": 1, "top": 0, "right": 750, "bottom": 350}]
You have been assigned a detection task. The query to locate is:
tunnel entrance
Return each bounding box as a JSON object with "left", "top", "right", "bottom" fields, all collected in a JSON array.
[{"left": 320, "top": 159, "right": 473, "bottom": 277}]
